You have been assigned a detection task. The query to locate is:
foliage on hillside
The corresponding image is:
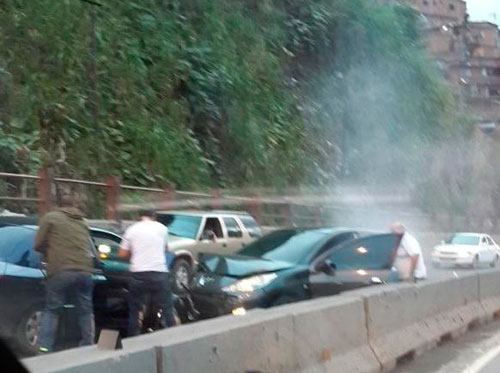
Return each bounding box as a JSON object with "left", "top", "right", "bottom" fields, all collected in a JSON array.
[{"left": 0, "top": 0, "right": 457, "bottom": 189}]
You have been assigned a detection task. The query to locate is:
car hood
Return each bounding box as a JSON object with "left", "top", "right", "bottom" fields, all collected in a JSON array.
[
  {"left": 198, "top": 252, "right": 294, "bottom": 278},
  {"left": 434, "top": 244, "right": 478, "bottom": 253},
  {"left": 168, "top": 235, "right": 197, "bottom": 250}
]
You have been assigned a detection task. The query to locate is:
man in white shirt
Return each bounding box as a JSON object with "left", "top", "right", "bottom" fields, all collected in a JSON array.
[
  {"left": 391, "top": 222, "right": 427, "bottom": 282},
  {"left": 119, "top": 209, "right": 176, "bottom": 336}
]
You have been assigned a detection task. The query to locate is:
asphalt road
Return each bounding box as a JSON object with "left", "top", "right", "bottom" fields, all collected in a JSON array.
[{"left": 392, "top": 319, "right": 500, "bottom": 373}]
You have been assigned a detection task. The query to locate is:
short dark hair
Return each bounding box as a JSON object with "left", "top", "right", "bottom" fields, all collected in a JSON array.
[
  {"left": 138, "top": 209, "right": 156, "bottom": 219},
  {"left": 59, "top": 193, "right": 75, "bottom": 208}
]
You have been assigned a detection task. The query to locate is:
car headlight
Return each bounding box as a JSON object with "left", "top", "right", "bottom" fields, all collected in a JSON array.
[{"left": 222, "top": 273, "right": 277, "bottom": 293}]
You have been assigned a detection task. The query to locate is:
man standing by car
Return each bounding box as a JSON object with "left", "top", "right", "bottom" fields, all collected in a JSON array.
[
  {"left": 391, "top": 222, "right": 427, "bottom": 282},
  {"left": 118, "top": 209, "right": 176, "bottom": 336},
  {"left": 34, "top": 193, "right": 95, "bottom": 353}
]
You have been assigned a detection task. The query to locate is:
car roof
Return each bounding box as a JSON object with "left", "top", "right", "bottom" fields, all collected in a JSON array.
[
  {"left": 271, "top": 227, "right": 383, "bottom": 236},
  {"left": 0, "top": 223, "right": 119, "bottom": 236},
  {"left": 156, "top": 210, "right": 252, "bottom": 217}
]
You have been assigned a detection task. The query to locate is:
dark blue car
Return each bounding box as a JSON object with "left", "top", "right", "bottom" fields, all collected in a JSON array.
[{"left": 0, "top": 223, "right": 183, "bottom": 356}]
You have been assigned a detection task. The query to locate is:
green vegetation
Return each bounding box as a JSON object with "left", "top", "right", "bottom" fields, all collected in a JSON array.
[{"left": 0, "top": 0, "right": 457, "bottom": 190}]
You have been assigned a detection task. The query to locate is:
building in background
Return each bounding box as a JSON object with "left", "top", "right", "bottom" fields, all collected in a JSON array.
[{"left": 392, "top": 0, "right": 500, "bottom": 133}]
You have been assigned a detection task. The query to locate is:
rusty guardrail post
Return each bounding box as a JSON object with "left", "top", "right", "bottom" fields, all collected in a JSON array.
[
  {"left": 249, "top": 195, "right": 261, "bottom": 222},
  {"left": 106, "top": 176, "right": 121, "bottom": 221},
  {"left": 210, "top": 188, "right": 221, "bottom": 210},
  {"left": 162, "top": 183, "right": 175, "bottom": 210},
  {"left": 37, "top": 166, "right": 55, "bottom": 216}
]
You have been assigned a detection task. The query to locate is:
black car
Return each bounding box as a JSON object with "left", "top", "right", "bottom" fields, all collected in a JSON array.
[
  {"left": 191, "top": 228, "right": 400, "bottom": 318},
  {"left": 0, "top": 223, "right": 193, "bottom": 356}
]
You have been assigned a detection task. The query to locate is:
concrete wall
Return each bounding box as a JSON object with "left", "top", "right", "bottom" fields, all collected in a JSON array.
[{"left": 22, "top": 269, "right": 500, "bottom": 373}]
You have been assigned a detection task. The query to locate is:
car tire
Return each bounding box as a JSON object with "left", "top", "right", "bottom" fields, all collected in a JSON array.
[
  {"left": 172, "top": 258, "right": 192, "bottom": 294},
  {"left": 490, "top": 255, "right": 499, "bottom": 268},
  {"left": 15, "top": 304, "right": 44, "bottom": 356}
]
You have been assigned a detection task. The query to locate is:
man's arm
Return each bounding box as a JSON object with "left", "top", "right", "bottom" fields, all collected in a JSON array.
[
  {"left": 118, "top": 248, "right": 131, "bottom": 260},
  {"left": 34, "top": 214, "right": 51, "bottom": 254},
  {"left": 118, "top": 231, "right": 131, "bottom": 259}
]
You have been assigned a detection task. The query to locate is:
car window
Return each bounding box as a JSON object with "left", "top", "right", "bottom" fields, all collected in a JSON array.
[
  {"left": 203, "top": 217, "right": 224, "bottom": 238},
  {"left": 157, "top": 214, "right": 202, "bottom": 239},
  {"left": 223, "top": 217, "right": 243, "bottom": 238},
  {"left": 91, "top": 232, "right": 124, "bottom": 262},
  {"left": 239, "top": 215, "right": 262, "bottom": 238},
  {"left": 315, "top": 232, "right": 358, "bottom": 258},
  {"left": 329, "top": 234, "right": 398, "bottom": 270},
  {"left": 0, "top": 226, "right": 41, "bottom": 268},
  {"left": 238, "top": 229, "right": 328, "bottom": 263},
  {"left": 487, "top": 237, "right": 494, "bottom": 245},
  {"left": 448, "top": 234, "right": 479, "bottom": 245}
]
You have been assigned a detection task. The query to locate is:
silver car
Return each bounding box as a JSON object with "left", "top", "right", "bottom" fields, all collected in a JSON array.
[{"left": 156, "top": 211, "right": 262, "bottom": 291}]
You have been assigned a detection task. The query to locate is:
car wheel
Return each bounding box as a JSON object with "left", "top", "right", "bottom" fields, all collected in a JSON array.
[
  {"left": 471, "top": 255, "right": 479, "bottom": 269},
  {"left": 16, "top": 305, "right": 43, "bottom": 356},
  {"left": 490, "top": 255, "right": 499, "bottom": 268},
  {"left": 172, "top": 258, "right": 192, "bottom": 293}
]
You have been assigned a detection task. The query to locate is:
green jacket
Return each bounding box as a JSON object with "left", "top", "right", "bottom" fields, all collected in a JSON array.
[{"left": 34, "top": 207, "right": 93, "bottom": 277}]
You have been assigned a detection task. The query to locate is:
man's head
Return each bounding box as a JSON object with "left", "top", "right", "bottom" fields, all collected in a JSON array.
[
  {"left": 390, "top": 222, "right": 406, "bottom": 234},
  {"left": 138, "top": 209, "right": 156, "bottom": 220},
  {"left": 59, "top": 192, "right": 76, "bottom": 208}
]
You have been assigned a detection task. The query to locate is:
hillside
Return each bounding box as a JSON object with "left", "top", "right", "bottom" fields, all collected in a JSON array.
[{"left": 0, "top": 0, "right": 456, "bottom": 189}]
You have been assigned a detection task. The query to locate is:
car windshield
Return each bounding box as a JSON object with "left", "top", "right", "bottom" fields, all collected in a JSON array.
[
  {"left": 157, "top": 214, "right": 202, "bottom": 239},
  {"left": 238, "top": 229, "right": 327, "bottom": 263},
  {"left": 0, "top": 226, "right": 39, "bottom": 267},
  {"left": 447, "top": 234, "right": 480, "bottom": 245}
]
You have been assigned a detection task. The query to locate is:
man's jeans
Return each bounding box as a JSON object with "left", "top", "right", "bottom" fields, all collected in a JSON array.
[
  {"left": 128, "top": 271, "right": 176, "bottom": 337},
  {"left": 39, "top": 270, "right": 95, "bottom": 350}
]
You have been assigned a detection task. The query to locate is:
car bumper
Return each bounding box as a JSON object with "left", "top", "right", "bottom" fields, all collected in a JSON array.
[
  {"left": 191, "top": 289, "right": 271, "bottom": 318},
  {"left": 432, "top": 255, "right": 474, "bottom": 265}
]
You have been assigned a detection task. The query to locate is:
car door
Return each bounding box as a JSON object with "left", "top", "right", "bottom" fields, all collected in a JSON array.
[
  {"left": 479, "top": 236, "right": 491, "bottom": 262},
  {"left": 91, "top": 230, "right": 129, "bottom": 284},
  {"left": 222, "top": 217, "right": 245, "bottom": 254},
  {"left": 486, "top": 236, "right": 497, "bottom": 260},
  {"left": 309, "top": 233, "right": 399, "bottom": 298},
  {"left": 193, "top": 217, "right": 228, "bottom": 256}
]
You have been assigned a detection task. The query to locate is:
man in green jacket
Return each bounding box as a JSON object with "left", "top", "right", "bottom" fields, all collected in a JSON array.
[{"left": 34, "top": 193, "right": 95, "bottom": 353}]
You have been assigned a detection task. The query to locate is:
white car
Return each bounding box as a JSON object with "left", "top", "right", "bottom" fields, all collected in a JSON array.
[{"left": 432, "top": 233, "right": 500, "bottom": 268}]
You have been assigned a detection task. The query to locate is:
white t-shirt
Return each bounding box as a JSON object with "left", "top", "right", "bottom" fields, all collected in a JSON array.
[
  {"left": 121, "top": 219, "right": 168, "bottom": 273},
  {"left": 395, "top": 232, "right": 427, "bottom": 279}
]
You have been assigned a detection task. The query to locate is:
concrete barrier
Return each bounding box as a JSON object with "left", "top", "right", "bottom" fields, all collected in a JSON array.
[
  {"left": 288, "top": 296, "right": 379, "bottom": 373},
  {"left": 23, "top": 270, "right": 500, "bottom": 373},
  {"left": 348, "top": 273, "right": 484, "bottom": 371},
  {"left": 478, "top": 269, "right": 500, "bottom": 318},
  {"left": 22, "top": 344, "right": 157, "bottom": 373}
]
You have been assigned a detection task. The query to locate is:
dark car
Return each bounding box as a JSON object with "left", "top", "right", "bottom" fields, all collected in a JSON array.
[
  {"left": 191, "top": 228, "right": 400, "bottom": 318},
  {"left": 0, "top": 223, "right": 191, "bottom": 356}
]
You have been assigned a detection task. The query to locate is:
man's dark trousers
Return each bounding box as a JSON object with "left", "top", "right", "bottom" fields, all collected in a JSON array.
[
  {"left": 39, "top": 270, "right": 95, "bottom": 350},
  {"left": 128, "top": 271, "right": 176, "bottom": 336}
]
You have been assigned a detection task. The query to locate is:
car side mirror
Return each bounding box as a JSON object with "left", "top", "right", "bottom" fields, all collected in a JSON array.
[{"left": 317, "top": 259, "right": 336, "bottom": 275}]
